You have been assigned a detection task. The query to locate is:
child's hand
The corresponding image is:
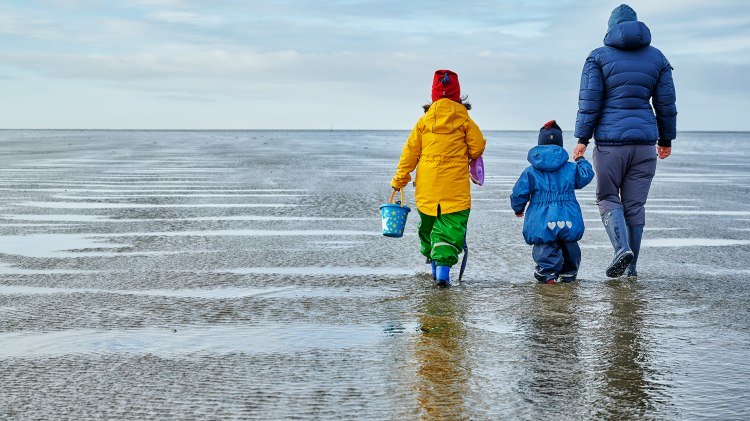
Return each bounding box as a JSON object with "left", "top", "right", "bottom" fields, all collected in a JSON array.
[{"left": 515, "top": 211, "right": 524, "bottom": 218}]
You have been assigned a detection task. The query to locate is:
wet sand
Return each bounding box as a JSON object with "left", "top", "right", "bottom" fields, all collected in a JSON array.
[{"left": 0, "top": 130, "right": 748, "bottom": 419}]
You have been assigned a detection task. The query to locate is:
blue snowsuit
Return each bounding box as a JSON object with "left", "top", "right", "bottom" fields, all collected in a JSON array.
[{"left": 510, "top": 146, "right": 595, "bottom": 281}]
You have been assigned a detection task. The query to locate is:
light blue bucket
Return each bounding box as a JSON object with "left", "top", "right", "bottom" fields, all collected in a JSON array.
[{"left": 380, "top": 189, "right": 411, "bottom": 238}]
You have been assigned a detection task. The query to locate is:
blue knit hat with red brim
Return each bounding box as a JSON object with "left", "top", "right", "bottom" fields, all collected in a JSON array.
[{"left": 538, "top": 120, "right": 563, "bottom": 147}]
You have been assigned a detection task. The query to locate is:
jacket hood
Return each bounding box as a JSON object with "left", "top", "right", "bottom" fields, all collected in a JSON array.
[
  {"left": 423, "top": 98, "right": 468, "bottom": 134},
  {"left": 608, "top": 4, "right": 637, "bottom": 30},
  {"left": 527, "top": 145, "right": 569, "bottom": 172},
  {"left": 604, "top": 20, "right": 651, "bottom": 50}
]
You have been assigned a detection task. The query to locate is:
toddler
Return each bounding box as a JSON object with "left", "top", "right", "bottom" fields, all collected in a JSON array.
[{"left": 510, "top": 120, "right": 594, "bottom": 283}]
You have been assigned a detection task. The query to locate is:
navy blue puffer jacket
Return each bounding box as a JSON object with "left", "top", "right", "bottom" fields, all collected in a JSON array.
[
  {"left": 574, "top": 19, "right": 677, "bottom": 146},
  {"left": 510, "top": 146, "right": 595, "bottom": 245}
]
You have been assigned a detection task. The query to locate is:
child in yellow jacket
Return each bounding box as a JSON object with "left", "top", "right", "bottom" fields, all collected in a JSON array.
[{"left": 391, "top": 69, "right": 486, "bottom": 287}]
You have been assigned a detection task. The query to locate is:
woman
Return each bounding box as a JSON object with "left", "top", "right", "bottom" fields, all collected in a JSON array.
[{"left": 573, "top": 4, "right": 677, "bottom": 279}]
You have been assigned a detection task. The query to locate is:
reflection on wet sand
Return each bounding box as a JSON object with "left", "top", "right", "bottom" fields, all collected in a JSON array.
[
  {"left": 414, "top": 290, "right": 469, "bottom": 420},
  {"left": 522, "top": 284, "right": 585, "bottom": 414},
  {"left": 600, "top": 280, "right": 661, "bottom": 418},
  {"left": 1, "top": 130, "right": 747, "bottom": 418}
]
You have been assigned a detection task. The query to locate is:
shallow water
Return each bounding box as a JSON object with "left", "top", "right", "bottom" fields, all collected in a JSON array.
[{"left": 0, "top": 130, "right": 748, "bottom": 419}]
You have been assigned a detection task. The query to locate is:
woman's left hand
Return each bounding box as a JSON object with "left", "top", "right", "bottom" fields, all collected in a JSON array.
[{"left": 657, "top": 146, "right": 672, "bottom": 159}]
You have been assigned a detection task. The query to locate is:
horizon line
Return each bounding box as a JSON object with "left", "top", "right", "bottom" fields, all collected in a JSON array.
[{"left": 0, "top": 129, "right": 741, "bottom": 133}]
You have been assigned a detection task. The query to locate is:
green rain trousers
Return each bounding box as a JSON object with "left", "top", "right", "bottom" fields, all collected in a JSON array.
[{"left": 417, "top": 208, "right": 470, "bottom": 267}]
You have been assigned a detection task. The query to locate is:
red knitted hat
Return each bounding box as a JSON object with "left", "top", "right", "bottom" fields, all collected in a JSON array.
[{"left": 431, "top": 70, "right": 461, "bottom": 102}]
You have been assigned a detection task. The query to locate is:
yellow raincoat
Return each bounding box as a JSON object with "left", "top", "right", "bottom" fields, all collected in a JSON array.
[{"left": 391, "top": 98, "right": 486, "bottom": 216}]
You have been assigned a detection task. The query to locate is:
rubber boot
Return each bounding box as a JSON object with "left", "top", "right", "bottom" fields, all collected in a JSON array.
[
  {"left": 558, "top": 273, "right": 577, "bottom": 283},
  {"left": 534, "top": 267, "right": 556, "bottom": 284},
  {"left": 625, "top": 225, "right": 643, "bottom": 279},
  {"left": 602, "top": 208, "right": 634, "bottom": 278},
  {"left": 425, "top": 258, "right": 437, "bottom": 280},
  {"left": 435, "top": 265, "right": 451, "bottom": 288}
]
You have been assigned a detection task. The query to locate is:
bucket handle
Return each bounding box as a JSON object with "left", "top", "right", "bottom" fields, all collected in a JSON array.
[{"left": 389, "top": 189, "right": 406, "bottom": 205}]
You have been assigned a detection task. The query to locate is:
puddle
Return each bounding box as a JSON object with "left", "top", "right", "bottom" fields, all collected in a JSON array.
[
  {"left": 54, "top": 193, "right": 310, "bottom": 199},
  {"left": 0, "top": 188, "right": 308, "bottom": 193},
  {"left": 103, "top": 230, "right": 382, "bottom": 238},
  {"left": 0, "top": 230, "right": 380, "bottom": 259},
  {"left": 647, "top": 199, "right": 702, "bottom": 202},
  {"left": 460, "top": 320, "right": 522, "bottom": 335},
  {"left": 0, "top": 234, "right": 129, "bottom": 258},
  {"left": 53, "top": 250, "right": 203, "bottom": 258},
  {"left": 1, "top": 214, "right": 371, "bottom": 223},
  {"left": 312, "top": 240, "right": 366, "bottom": 249},
  {"left": 1, "top": 214, "right": 108, "bottom": 222},
  {"left": 582, "top": 238, "right": 750, "bottom": 248},
  {"left": 0, "top": 323, "right": 413, "bottom": 357},
  {"left": 21, "top": 202, "right": 303, "bottom": 209},
  {"left": 649, "top": 210, "right": 750, "bottom": 216},
  {"left": 586, "top": 227, "right": 682, "bottom": 231},
  {"left": 679, "top": 264, "right": 750, "bottom": 276},
  {"left": 0, "top": 285, "right": 287, "bottom": 299},
  {"left": 646, "top": 205, "right": 698, "bottom": 209},
  {"left": 225, "top": 266, "right": 415, "bottom": 276},
  {"left": 642, "top": 238, "right": 750, "bottom": 247},
  {"left": 0, "top": 263, "right": 103, "bottom": 275},
  {"left": 181, "top": 216, "right": 371, "bottom": 222},
  {"left": 5, "top": 183, "right": 245, "bottom": 188},
  {"left": 0, "top": 223, "right": 80, "bottom": 227},
  {"left": 0, "top": 285, "right": 393, "bottom": 299}
]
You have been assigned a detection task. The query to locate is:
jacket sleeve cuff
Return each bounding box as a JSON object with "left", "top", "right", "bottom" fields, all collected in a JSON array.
[
  {"left": 574, "top": 156, "right": 586, "bottom": 162},
  {"left": 577, "top": 138, "right": 590, "bottom": 146},
  {"left": 657, "top": 138, "right": 672, "bottom": 147}
]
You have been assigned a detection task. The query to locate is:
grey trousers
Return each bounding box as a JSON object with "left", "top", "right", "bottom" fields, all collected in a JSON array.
[{"left": 593, "top": 144, "right": 657, "bottom": 227}]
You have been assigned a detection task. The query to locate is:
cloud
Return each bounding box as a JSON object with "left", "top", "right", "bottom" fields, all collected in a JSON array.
[
  {"left": 146, "top": 11, "right": 225, "bottom": 26},
  {"left": 0, "top": 9, "right": 62, "bottom": 39},
  {"left": 0, "top": 0, "right": 747, "bottom": 129},
  {"left": 0, "top": 49, "right": 312, "bottom": 82}
]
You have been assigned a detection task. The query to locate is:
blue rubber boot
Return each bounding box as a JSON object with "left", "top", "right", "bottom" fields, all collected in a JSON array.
[
  {"left": 625, "top": 225, "right": 643, "bottom": 279},
  {"left": 602, "top": 208, "right": 634, "bottom": 278},
  {"left": 431, "top": 260, "right": 437, "bottom": 280},
  {"left": 435, "top": 265, "right": 451, "bottom": 288}
]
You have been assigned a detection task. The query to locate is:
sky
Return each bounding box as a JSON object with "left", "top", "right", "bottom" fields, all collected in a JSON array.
[{"left": 0, "top": 0, "right": 748, "bottom": 130}]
